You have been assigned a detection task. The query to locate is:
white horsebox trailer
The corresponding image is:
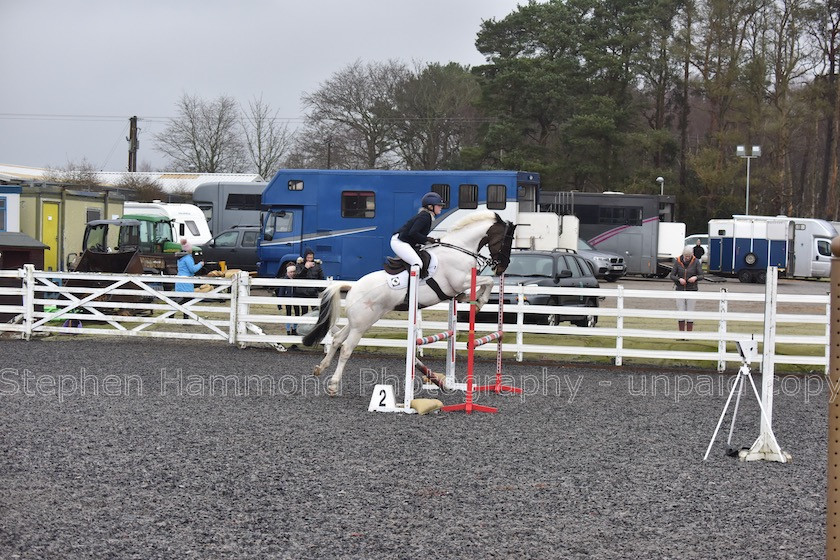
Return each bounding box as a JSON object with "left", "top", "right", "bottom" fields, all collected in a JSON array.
[{"left": 123, "top": 201, "right": 212, "bottom": 246}]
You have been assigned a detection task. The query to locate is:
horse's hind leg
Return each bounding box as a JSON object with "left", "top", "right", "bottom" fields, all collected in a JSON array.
[
  {"left": 313, "top": 325, "right": 349, "bottom": 377},
  {"left": 327, "top": 329, "right": 364, "bottom": 396}
]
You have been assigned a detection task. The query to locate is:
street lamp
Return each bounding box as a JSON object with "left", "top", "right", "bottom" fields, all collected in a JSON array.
[
  {"left": 736, "top": 145, "right": 761, "bottom": 215},
  {"left": 656, "top": 176, "right": 664, "bottom": 196}
]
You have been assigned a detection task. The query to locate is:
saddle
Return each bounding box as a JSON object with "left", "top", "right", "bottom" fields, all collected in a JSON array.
[{"left": 384, "top": 250, "right": 432, "bottom": 278}]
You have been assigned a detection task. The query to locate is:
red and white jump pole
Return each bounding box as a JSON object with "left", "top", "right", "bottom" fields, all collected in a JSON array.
[
  {"left": 442, "top": 267, "right": 498, "bottom": 414},
  {"left": 475, "top": 272, "right": 520, "bottom": 395}
]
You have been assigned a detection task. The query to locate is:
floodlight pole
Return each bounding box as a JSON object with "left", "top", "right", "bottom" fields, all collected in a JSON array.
[{"left": 736, "top": 145, "right": 761, "bottom": 215}]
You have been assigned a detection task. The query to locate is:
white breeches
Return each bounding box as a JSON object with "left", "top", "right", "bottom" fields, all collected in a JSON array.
[{"left": 390, "top": 235, "right": 422, "bottom": 267}]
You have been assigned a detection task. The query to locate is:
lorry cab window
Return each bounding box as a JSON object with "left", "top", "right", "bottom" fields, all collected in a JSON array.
[
  {"left": 266, "top": 211, "right": 293, "bottom": 238},
  {"left": 818, "top": 239, "right": 831, "bottom": 257}
]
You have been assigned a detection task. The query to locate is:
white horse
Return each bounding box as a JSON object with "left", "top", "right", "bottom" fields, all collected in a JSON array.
[{"left": 302, "top": 211, "right": 516, "bottom": 396}]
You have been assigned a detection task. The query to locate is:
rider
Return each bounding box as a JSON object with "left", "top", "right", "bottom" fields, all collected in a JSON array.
[{"left": 391, "top": 192, "right": 443, "bottom": 278}]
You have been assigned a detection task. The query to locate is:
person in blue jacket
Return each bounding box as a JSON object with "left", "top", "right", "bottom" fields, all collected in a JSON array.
[
  {"left": 390, "top": 192, "right": 443, "bottom": 277},
  {"left": 175, "top": 239, "right": 204, "bottom": 294}
]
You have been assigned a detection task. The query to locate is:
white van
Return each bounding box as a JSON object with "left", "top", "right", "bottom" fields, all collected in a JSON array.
[{"left": 123, "top": 201, "right": 212, "bottom": 245}]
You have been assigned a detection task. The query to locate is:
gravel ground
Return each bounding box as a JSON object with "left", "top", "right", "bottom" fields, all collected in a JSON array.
[{"left": 0, "top": 338, "right": 827, "bottom": 559}]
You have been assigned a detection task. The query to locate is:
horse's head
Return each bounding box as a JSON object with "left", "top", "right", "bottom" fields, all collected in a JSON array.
[{"left": 480, "top": 214, "right": 517, "bottom": 276}]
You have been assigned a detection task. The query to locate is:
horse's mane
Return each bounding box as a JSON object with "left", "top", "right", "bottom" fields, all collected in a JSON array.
[{"left": 445, "top": 211, "right": 497, "bottom": 233}]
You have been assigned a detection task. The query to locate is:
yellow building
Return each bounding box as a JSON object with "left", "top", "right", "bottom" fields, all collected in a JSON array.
[{"left": 20, "top": 185, "right": 125, "bottom": 271}]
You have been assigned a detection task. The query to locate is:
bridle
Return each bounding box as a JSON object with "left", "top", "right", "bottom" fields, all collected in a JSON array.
[{"left": 429, "top": 220, "right": 516, "bottom": 273}]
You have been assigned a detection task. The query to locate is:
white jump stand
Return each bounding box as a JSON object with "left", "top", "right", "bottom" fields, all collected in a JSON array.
[
  {"left": 368, "top": 384, "right": 409, "bottom": 413},
  {"left": 703, "top": 338, "right": 791, "bottom": 463}
]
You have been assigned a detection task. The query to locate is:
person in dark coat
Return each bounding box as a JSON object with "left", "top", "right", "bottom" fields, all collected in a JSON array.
[
  {"left": 669, "top": 245, "right": 704, "bottom": 332},
  {"left": 295, "top": 248, "right": 324, "bottom": 295},
  {"left": 693, "top": 239, "right": 706, "bottom": 261},
  {"left": 276, "top": 263, "right": 302, "bottom": 336},
  {"left": 295, "top": 247, "right": 325, "bottom": 313},
  {"left": 390, "top": 192, "right": 443, "bottom": 277}
]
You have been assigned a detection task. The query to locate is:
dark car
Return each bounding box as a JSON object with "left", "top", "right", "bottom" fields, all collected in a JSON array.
[
  {"left": 467, "top": 249, "right": 600, "bottom": 327},
  {"left": 201, "top": 226, "right": 260, "bottom": 272}
]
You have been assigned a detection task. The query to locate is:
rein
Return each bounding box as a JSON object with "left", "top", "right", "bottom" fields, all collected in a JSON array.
[
  {"left": 426, "top": 219, "right": 515, "bottom": 272},
  {"left": 428, "top": 241, "right": 492, "bottom": 270}
]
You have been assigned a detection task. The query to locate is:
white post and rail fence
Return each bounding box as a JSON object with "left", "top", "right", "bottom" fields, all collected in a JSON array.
[{"left": 0, "top": 264, "right": 830, "bottom": 375}]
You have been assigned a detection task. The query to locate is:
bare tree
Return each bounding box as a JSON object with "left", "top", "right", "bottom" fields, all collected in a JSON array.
[
  {"left": 42, "top": 158, "right": 101, "bottom": 186},
  {"left": 116, "top": 175, "right": 167, "bottom": 201},
  {"left": 155, "top": 93, "right": 246, "bottom": 173},
  {"left": 241, "top": 95, "right": 295, "bottom": 179},
  {"left": 301, "top": 59, "right": 410, "bottom": 168}
]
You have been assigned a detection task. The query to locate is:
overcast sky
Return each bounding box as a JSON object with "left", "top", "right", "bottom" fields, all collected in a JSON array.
[{"left": 1, "top": 0, "right": 524, "bottom": 174}]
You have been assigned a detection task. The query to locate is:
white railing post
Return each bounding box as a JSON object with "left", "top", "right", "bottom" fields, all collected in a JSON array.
[
  {"left": 22, "top": 264, "right": 35, "bottom": 340},
  {"left": 718, "top": 288, "right": 728, "bottom": 372},
  {"left": 230, "top": 272, "right": 244, "bottom": 345},
  {"left": 827, "top": 294, "right": 832, "bottom": 376},
  {"left": 516, "top": 284, "right": 525, "bottom": 362},
  {"left": 615, "top": 285, "right": 624, "bottom": 366}
]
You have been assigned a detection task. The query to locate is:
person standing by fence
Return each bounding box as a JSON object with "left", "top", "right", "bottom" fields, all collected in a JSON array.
[
  {"left": 669, "top": 245, "right": 703, "bottom": 332},
  {"left": 175, "top": 239, "right": 205, "bottom": 319},
  {"left": 277, "top": 263, "right": 302, "bottom": 336},
  {"left": 295, "top": 248, "right": 325, "bottom": 314}
]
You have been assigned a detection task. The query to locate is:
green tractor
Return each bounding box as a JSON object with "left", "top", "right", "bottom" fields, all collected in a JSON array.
[
  {"left": 68, "top": 215, "right": 196, "bottom": 275},
  {"left": 63, "top": 215, "right": 204, "bottom": 313}
]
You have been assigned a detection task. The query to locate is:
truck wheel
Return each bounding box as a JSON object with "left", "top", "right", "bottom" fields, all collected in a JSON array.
[
  {"left": 737, "top": 269, "right": 754, "bottom": 283},
  {"left": 756, "top": 270, "right": 767, "bottom": 284},
  {"left": 744, "top": 252, "right": 757, "bottom": 265}
]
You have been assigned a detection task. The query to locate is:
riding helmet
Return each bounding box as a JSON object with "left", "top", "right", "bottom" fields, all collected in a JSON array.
[{"left": 421, "top": 192, "right": 443, "bottom": 207}]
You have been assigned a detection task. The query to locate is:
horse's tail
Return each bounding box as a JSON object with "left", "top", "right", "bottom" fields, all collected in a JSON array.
[{"left": 302, "top": 283, "right": 347, "bottom": 346}]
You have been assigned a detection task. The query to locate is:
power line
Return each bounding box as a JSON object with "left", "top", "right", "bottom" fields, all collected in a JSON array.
[{"left": 0, "top": 112, "right": 496, "bottom": 124}]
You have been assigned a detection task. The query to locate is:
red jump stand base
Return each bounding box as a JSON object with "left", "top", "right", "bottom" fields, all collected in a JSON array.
[
  {"left": 475, "top": 381, "right": 522, "bottom": 395},
  {"left": 440, "top": 401, "right": 497, "bottom": 414}
]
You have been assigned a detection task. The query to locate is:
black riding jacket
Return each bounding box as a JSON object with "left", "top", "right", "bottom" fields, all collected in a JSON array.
[{"left": 395, "top": 209, "right": 434, "bottom": 248}]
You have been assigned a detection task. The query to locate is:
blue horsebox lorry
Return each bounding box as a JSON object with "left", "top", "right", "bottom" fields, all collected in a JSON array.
[
  {"left": 708, "top": 215, "right": 836, "bottom": 283},
  {"left": 257, "top": 169, "right": 541, "bottom": 279}
]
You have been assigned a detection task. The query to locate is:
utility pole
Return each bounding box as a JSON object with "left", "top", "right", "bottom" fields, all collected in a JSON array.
[{"left": 127, "top": 116, "right": 139, "bottom": 172}]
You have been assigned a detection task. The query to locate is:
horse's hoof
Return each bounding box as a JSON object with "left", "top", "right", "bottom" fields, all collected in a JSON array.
[
  {"left": 327, "top": 385, "right": 338, "bottom": 397},
  {"left": 313, "top": 366, "right": 322, "bottom": 377}
]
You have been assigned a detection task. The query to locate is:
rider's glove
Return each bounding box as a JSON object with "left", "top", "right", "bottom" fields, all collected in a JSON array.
[{"left": 426, "top": 237, "right": 439, "bottom": 244}]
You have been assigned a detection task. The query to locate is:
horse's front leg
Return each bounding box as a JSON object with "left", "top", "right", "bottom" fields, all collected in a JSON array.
[{"left": 473, "top": 276, "right": 495, "bottom": 310}]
